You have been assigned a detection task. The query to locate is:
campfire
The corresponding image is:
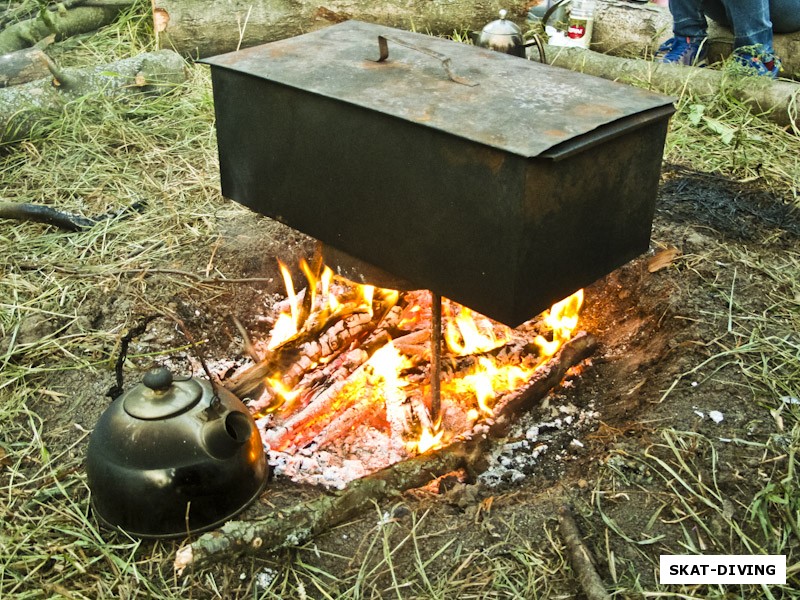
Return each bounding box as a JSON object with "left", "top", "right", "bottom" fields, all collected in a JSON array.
[{"left": 223, "top": 258, "right": 585, "bottom": 489}]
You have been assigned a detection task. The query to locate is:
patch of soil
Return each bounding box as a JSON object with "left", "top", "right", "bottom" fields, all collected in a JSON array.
[{"left": 24, "top": 168, "right": 798, "bottom": 596}]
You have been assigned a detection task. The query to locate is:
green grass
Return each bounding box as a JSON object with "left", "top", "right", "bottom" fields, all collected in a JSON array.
[{"left": 2, "top": 1, "right": 800, "bottom": 598}]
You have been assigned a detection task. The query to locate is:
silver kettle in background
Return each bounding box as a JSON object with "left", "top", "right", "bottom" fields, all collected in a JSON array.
[{"left": 475, "top": 9, "right": 526, "bottom": 57}]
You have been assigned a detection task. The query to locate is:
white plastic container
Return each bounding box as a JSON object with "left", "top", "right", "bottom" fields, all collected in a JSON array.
[{"left": 566, "top": 0, "right": 595, "bottom": 48}]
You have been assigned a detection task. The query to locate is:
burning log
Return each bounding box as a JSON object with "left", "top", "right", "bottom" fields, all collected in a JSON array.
[
  {"left": 225, "top": 290, "right": 398, "bottom": 401},
  {"left": 174, "top": 332, "right": 596, "bottom": 572}
]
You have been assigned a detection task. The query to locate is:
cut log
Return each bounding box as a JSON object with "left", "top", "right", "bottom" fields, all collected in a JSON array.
[
  {"left": 0, "top": 46, "right": 50, "bottom": 88},
  {"left": 153, "top": 0, "right": 518, "bottom": 59},
  {"left": 0, "top": 50, "right": 187, "bottom": 143},
  {"left": 153, "top": 0, "right": 800, "bottom": 79},
  {"left": 0, "top": 4, "right": 125, "bottom": 55},
  {"left": 174, "top": 332, "right": 597, "bottom": 571},
  {"left": 543, "top": 44, "right": 800, "bottom": 129}
]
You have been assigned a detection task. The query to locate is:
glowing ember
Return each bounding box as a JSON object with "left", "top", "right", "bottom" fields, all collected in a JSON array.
[{"left": 238, "top": 258, "right": 585, "bottom": 488}]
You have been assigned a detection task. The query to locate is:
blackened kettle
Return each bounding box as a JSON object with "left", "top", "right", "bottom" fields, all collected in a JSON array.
[{"left": 86, "top": 367, "right": 268, "bottom": 538}]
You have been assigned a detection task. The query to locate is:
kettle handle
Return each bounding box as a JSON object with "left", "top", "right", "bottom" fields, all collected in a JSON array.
[{"left": 372, "top": 35, "right": 478, "bottom": 87}]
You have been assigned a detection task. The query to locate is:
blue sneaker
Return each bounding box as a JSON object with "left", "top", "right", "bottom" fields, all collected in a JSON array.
[
  {"left": 732, "top": 45, "right": 781, "bottom": 78},
  {"left": 656, "top": 36, "right": 708, "bottom": 67}
]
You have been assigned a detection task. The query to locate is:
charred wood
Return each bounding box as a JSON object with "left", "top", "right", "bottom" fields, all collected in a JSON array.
[
  {"left": 0, "top": 198, "right": 145, "bottom": 231},
  {"left": 174, "top": 333, "right": 596, "bottom": 571}
]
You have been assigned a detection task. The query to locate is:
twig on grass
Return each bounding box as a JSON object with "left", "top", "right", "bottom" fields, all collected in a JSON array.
[
  {"left": 0, "top": 198, "right": 145, "bottom": 231},
  {"left": 557, "top": 504, "right": 612, "bottom": 600}
]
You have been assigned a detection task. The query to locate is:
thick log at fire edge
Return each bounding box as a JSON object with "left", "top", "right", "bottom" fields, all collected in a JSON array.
[{"left": 174, "top": 331, "right": 597, "bottom": 572}]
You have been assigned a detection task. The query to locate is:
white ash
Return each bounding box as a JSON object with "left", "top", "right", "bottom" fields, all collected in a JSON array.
[
  {"left": 267, "top": 426, "right": 408, "bottom": 489},
  {"left": 255, "top": 568, "right": 277, "bottom": 591},
  {"left": 693, "top": 407, "right": 725, "bottom": 424},
  {"left": 478, "top": 396, "right": 599, "bottom": 488}
]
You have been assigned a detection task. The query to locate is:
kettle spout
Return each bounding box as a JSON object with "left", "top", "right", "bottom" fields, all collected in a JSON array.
[{"left": 204, "top": 411, "right": 254, "bottom": 459}]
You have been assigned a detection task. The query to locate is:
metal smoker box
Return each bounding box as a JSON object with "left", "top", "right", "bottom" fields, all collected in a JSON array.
[{"left": 203, "top": 21, "right": 675, "bottom": 327}]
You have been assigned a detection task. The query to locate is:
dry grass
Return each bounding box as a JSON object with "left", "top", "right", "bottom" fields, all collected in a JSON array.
[{"left": 2, "top": 2, "right": 800, "bottom": 598}]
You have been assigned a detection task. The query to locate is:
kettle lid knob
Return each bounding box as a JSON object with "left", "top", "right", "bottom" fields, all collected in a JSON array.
[
  {"left": 499, "top": 8, "right": 507, "bottom": 19},
  {"left": 123, "top": 367, "right": 203, "bottom": 420},
  {"left": 143, "top": 367, "right": 174, "bottom": 391}
]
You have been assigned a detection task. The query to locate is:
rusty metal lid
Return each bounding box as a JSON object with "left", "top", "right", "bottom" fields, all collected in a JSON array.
[{"left": 201, "top": 21, "right": 674, "bottom": 159}]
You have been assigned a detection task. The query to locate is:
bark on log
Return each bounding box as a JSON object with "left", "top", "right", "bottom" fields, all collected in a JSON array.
[
  {"left": 0, "top": 46, "right": 51, "bottom": 88},
  {"left": 544, "top": 44, "right": 800, "bottom": 129},
  {"left": 0, "top": 5, "right": 124, "bottom": 55},
  {"left": 0, "top": 49, "right": 187, "bottom": 143},
  {"left": 153, "top": 0, "right": 517, "bottom": 59},
  {"left": 153, "top": 0, "right": 800, "bottom": 78},
  {"left": 173, "top": 332, "right": 597, "bottom": 571}
]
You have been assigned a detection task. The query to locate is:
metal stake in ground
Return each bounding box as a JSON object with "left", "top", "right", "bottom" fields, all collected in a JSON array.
[{"left": 430, "top": 291, "right": 442, "bottom": 428}]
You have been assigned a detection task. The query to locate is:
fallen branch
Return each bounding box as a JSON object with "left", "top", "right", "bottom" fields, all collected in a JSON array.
[
  {"left": 0, "top": 198, "right": 145, "bottom": 231},
  {"left": 558, "top": 504, "right": 611, "bottom": 600},
  {"left": 0, "top": 4, "right": 126, "bottom": 55},
  {"left": 0, "top": 49, "right": 187, "bottom": 143},
  {"left": 175, "top": 436, "right": 487, "bottom": 574},
  {"left": 174, "top": 333, "right": 597, "bottom": 571},
  {"left": 544, "top": 44, "right": 800, "bottom": 129},
  {"left": 0, "top": 36, "right": 54, "bottom": 87}
]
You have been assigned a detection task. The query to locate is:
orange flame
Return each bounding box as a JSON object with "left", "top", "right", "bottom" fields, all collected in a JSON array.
[
  {"left": 408, "top": 426, "right": 444, "bottom": 454},
  {"left": 534, "top": 289, "right": 584, "bottom": 358},
  {"left": 267, "top": 260, "right": 300, "bottom": 350},
  {"left": 261, "top": 259, "right": 585, "bottom": 461},
  {"left": 444, "top": 304, "right": 512, "bottom": 356}
]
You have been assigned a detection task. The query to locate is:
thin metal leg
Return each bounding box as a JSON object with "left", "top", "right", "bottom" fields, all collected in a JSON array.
[{"left": 430, "top": 291, "right": 442, "bottom": 427}]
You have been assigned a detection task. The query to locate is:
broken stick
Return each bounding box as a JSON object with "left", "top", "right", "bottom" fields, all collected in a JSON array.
[
  {"left": 558, "top": 504, "right": 612, "bottom": 600},
  {"left": 175, "top": 437, "right": 489, "bottom": 575}
]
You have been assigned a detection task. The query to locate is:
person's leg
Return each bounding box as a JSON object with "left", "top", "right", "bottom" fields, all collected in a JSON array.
[
  {"left": 704, "top": 0, "right": 772, "bottom": 47},
  {"left": 669, "top": 0, "right": 708, "bottom": 40},
  {"left": 702, "top": 0, "right": 781, "bottom": 76},
  {"left": 768, "top": 0, "right": 800, "bottom": 33},
  {"left": 658, "top": 0, "right": 709, "bottom": 64}
]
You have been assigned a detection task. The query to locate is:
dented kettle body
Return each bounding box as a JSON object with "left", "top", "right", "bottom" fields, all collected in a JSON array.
[{"left": 86, "top": 369, "right": 267, "bottom": 538}]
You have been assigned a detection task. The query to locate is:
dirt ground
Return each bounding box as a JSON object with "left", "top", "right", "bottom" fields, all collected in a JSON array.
[{"left": 15, "top": 161, "right": 800, "bottom": 597}]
